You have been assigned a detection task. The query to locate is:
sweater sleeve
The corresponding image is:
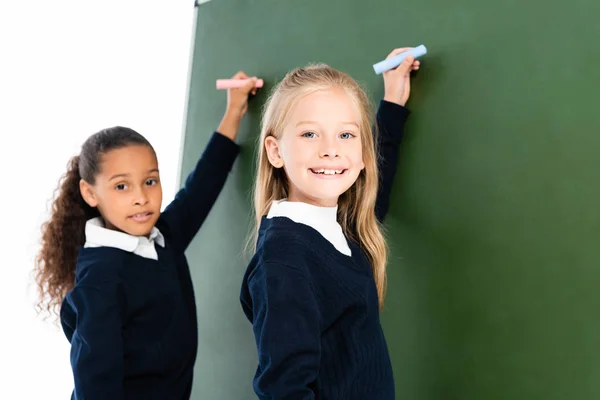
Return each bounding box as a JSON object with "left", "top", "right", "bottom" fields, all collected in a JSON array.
[
  {"left": 159, "top": 132, "right": 240, "bottom": 253},
  {"left": 248, "top": 261, "right": 321, "bottom": 399},
  {"left": 64, "top": 276, "right": 127, "bottom": 400},
  {"left": 374, "top": 100, "right": 411, "bottom": 223}
]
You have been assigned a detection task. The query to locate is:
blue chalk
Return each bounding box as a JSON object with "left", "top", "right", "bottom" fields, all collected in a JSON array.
[{"left": 373, "top": 45, "right": 427, "bottom": 74}]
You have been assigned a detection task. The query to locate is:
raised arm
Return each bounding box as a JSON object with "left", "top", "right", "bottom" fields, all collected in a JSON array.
[
  {"left": 374, "top": 100, "right": 410, "bottom": 222},
  {"left": 374, "top": 47, "right": 421, "bottom": 222},
  {"left": 159, "top": 72, "right": 259, "bottom": 252}
]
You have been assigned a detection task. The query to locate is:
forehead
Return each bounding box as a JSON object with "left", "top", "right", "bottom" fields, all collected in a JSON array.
[
  {"left": 98, "top": 145, "right": 157, "bottom": 176},
  {"left": 287, "top": 87, "right": 361, "bottom": 125}
]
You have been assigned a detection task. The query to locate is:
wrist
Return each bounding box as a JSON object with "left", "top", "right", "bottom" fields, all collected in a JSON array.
[
  {"left": 383, "top": 96, "right": 406, "bottom": 107},
  {"left": 217, "top": 111, "right": 243, "bottom": 141},
  {"left": 223, "top": 107, "right": 244, "bottom": 122}
]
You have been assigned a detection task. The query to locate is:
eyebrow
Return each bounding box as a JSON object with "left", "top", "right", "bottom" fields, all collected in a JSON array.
[
  {"left": 109, "top": 168, "right": 159, "bottom": 181},
  {"left": 295, "top": 120, "right": 359, "bottom": 128}
]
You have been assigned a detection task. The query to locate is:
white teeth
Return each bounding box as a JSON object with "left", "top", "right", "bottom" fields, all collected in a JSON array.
[{"left": 312, "top": 169, "right": 344, "bottom": 175}]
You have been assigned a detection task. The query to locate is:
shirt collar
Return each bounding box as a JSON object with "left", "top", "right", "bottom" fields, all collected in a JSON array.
[
  {"left": 84, "top": 217, "right": 165, "bottom": 259},
  {"left": 267, "top": 198, "right": 338, "bottom": 224},
  {"left": 266, "top": 199, "right": 351, "bottom": 256}
]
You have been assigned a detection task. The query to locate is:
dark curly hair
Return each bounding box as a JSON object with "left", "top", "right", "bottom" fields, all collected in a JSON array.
[{"left": 34, "top": 126, "right": 154, "bottom": 319}]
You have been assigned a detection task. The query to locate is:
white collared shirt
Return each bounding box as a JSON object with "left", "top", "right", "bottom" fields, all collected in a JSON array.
[
  {"left": 84, "top": 217, "right": 165, "bottom": 260},
  {"left": 267, "top": 199, "right": 351, "bottom": 256}
]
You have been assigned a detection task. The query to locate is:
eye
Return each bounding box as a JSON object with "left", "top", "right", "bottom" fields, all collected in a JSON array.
[
  {"left": 146, "top": 179, "right": 158, "bottom": 186},
  {"left": 301, "top": 131, "right": 316, "bottom": 139},
  {"left": 340, "top": 132, "right": 356, "bottom": 139},
  {"left": 115, "top": 183, "right": 128, "bottom": 191}
]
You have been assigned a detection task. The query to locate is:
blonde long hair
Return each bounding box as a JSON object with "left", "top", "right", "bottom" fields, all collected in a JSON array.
[{"left": 251, "top": 63, "right": 388, "bottom": 309}]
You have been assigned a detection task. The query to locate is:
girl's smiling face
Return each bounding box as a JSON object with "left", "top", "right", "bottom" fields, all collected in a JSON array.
[{"left": 264, "top": 87, "right": 365, "bottom": 207}]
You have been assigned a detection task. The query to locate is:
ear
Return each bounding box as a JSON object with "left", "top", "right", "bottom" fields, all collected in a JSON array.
[
  {"left": 360, "top": 159, "right": 365, "bottom": 170},
  {"left": 264, "top": 136, "right": 284, "bottom": 168},
  {"left": 79, "top": 179, "right": 99, "bottom": 208}
]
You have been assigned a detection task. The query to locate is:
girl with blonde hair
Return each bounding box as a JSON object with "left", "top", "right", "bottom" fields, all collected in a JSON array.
[{"left": 240, "top": 48, "right": 421, "bottom": 399}]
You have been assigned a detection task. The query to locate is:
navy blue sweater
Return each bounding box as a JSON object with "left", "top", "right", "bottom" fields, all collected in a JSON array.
[
  {"left": 60, "top": 132, "right": 240, "bottom": 400},
  {"left": 240, "top": 100, "right": 410, "bottom": 399}
]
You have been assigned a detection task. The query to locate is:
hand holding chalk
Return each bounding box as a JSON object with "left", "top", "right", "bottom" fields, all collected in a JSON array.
[
  {"left": 217, "top": 71, "right": 259, "bottom": 141},
  {"left": 373, "top": 44, "right": 427, "bottom": 74},
  {"left": 223, "top": 72, "right": 261, "bottom": 118},
  {"left": 217, "top": 78, "right": 264, "bottom": 90},
  {"left": 381, "top": 47, "right": 422, "bottom": 106}
]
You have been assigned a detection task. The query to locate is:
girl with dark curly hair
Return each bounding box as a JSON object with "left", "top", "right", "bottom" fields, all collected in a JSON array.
[{"left": 34, "top": 72, "right": 259, "bottom": 400}]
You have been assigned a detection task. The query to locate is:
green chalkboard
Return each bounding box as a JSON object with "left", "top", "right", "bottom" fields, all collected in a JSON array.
[{"left": 180, "top": 0, "right": 600, "bottom": 398}]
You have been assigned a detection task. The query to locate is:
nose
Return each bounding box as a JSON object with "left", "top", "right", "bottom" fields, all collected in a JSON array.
[
  {"left": 318, "top": 135, "right": 340, "bottom": 159},
  {"left": 133, "top": 186, "right": 149, "bottom": 206}
]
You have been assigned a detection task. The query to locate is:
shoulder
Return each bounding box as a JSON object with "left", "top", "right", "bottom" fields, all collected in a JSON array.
[
  {"left": 244, "top": 217, "right": 334, "bottom": 287},
  {"left": 63, "top": 248, "right": 129, "bottom": 316},
  {"left": 257, "top": 217, "right": 322, "bottom": 267},
  {"left": 155, "top": 218, "right": 175, "bottom": 244},
  {"left": 74, "top": 247, "right": 127, "bottom": 286}
]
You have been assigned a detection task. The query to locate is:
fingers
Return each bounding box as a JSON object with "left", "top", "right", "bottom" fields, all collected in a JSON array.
[
  {"left": 250, "top": 76, "right": 258, "bottom": 95},
  {"left": 240, "top": 76, "right": 258, "bottom": 95},
  {"left": 231, "top": 70, "right": 248, "bottom": 79},
  {"left": 384, "top": 48, "right": 420, "bottom": 73},
  {"left": 228, "top": 70, "right": 259, "bottom": 95},
  {"left": 386, "top": 47, "right": 412, "bottom": 59},
  {"left": 396, "top": 54, "right": 416, "bottom": 75}
]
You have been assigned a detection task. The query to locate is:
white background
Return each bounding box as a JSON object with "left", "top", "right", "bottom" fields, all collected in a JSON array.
[{"left": 0, "top": 1, "right": 195, "bottom": 397}]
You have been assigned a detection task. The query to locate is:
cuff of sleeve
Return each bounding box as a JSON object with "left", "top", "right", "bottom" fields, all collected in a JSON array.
[
  {"left": 203, "top": 131, "right": 241, "bottom": 171},
  {"left": 377, "top": 100, "right": 411, "bottom": 140}
]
